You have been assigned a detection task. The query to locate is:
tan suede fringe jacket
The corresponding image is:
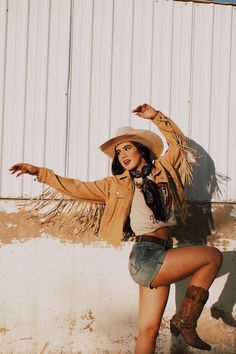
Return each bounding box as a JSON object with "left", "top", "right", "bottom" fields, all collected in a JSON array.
[{"left": 24, "top": 112, "right": 197, "bottom": 247}]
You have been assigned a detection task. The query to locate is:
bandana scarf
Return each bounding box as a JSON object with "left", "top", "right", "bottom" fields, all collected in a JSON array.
[{"left": 130, "top": 164, "right": 167, "bottom": 222}]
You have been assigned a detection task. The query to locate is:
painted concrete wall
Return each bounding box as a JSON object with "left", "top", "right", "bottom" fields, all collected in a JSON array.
[
  {"left": 0, "top": 200, "right": 235, "bottom": 353},
  {"left": 0, "top": 0, "right": 236, "bottom": 353}
]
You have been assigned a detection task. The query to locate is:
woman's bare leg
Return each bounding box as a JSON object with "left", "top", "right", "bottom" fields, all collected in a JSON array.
[
  {"left": 150, "top": 246, "right": 222, "bottom": 289},
  {"left": 147, "top": 245, "right": 222, "bottom": 351},
  {"left": 135, "top": 285, "right": 170, "bottom": 354}
]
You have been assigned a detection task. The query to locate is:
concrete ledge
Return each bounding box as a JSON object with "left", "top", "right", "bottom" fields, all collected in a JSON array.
[{"left": 0, "top": 200, "right": 235, "bottom": 353}]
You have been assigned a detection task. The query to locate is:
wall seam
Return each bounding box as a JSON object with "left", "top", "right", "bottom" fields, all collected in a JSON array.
[
  {"left": 188, "top": 1, "right": 195, "bottom": 139},
  {"left": 129, "top": 0, "right": 135, "bottom": 125},
  {"left": 87, "top": 0, "right": 95, "bottom": 179},
  {"left": 0, "top": 0, "right": 9, "bottom": 197},
  {"left": 149, "top": 0, "right": 155, "bottom": 110},
  {"left": 226, "top": 6, "right": 233, "bottom": 201},
  {"left": 208, "top": 4, "right": 215, "bottom": 155},
  {"left": 64, "top": 0, "right": 74, "bottom": 177},
  {"left": 43, "top": 0, "right": 51, "bottom": 175},
  {"left": 169, "top": 0, "right": 175, "bottom": 117},
  {"left": 21, "top": 0, "right": 30, "bottom": 197},
  {"left": 107, "top": 0, "right": 115, "bottom": 176}
]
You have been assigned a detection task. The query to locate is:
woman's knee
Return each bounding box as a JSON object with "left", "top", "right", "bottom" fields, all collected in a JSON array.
[
  {"left": 138, "top": 321, "right": 159, "bottom": 339},
  {"left": 209, "top": 247, "right": 223, "bottom": 270}
]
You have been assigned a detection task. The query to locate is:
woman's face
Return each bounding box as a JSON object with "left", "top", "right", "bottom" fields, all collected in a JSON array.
[{"left": 115, "top": 141, "right": 144, "bottom": 171}]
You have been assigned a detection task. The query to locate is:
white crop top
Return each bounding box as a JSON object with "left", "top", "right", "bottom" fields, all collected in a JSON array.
[{"left": 130, "top": 177, "right": 176, "bottom": 236}]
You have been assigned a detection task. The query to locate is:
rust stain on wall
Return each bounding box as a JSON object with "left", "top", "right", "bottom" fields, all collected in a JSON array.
[
  {"left": 112, "top": 334, "right": 134, "bottom": 345},
  {"left": 0, "top": 203, "right": 235, "bottom": 247},
  {"left": 66, "top": 316, "right": 77, "bottom": 336},
  {"left": 81, "top": 308, "right": 95, "bottom": 332},
  {"left": 0, "top": 210, "right": 42, "bottom": 245},
  {"left": 40, "top": 342, "right": 49, "bottom": 353},
  {"left": 0, "top": 327, "right": 10, "bottom": 333},
  {"left": 0, "top": 209, "right": 101, "bottom": 246},
  {"left": 211, "top": 204, "right": 236, "bottom": 237}
]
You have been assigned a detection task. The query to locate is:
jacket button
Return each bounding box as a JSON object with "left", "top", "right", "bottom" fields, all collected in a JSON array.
[{"left": 116, "top": 191, "right": 120, "bottom": 196}]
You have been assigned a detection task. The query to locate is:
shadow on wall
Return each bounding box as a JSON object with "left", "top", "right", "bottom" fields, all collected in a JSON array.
[
  {"left": 186, "top": 138, "right": 228, "bottom": 203},
  {"left": 170, "top": 139, "right": 236, "bottom": 353},
  {"left": 173, "top": 137, "right": 232, "bottom": 243},
  {"left": 172, "top": 138, "right": 231, "bottom": 245}
]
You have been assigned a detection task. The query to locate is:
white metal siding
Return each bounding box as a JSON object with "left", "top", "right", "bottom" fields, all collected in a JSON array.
[{"left": 0, "top": 0, "right": 236, "bottom": 201}]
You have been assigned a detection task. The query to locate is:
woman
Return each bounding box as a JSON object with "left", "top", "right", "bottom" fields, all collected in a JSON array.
[{"left": 10, "top": 103, "right": 222, "bottom": 354}]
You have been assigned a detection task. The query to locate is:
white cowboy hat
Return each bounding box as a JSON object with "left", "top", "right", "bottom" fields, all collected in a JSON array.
[{"left": 100, "top": 126, "right": 163, "bottom": 160}]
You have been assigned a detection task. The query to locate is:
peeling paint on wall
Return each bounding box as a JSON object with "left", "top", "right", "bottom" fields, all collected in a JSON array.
[
  {"left": 1, "top": 201, "right": 236, "bottom": 248},
  {"left": 0, "top": 201, "right": 103, "bottom": 246}
]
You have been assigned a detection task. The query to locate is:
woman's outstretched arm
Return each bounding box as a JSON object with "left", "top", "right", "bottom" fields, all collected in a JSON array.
[{"left": 9, "top": 163, "right": 108, "bottom": 203}]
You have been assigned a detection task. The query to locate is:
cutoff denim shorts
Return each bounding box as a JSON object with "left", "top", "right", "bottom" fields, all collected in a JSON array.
[{"left": 128, "top": 238, "right": 173, "bottom": 288}]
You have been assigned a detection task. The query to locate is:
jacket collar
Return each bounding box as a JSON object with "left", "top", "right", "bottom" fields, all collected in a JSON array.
[
  {"left": 117, "top": 169, "right": 132, "bottom": 180},
  {"left": 152, "top": 159, "right": 162, "bottom": 177}
]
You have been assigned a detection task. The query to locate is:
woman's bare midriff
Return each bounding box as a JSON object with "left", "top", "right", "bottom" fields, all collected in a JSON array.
[{"left": 145, "top": 227, "right": 171, "bottom": 240}]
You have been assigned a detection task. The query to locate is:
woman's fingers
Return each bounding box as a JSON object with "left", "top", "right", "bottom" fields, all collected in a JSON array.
[
  {"left": 135, "top": 112, "right": 143, "bottom": 117},
  {"left": 9, "top": 164, "right": 23, "bottom": 174},
  {"left": 9, "top": 163, "right": 38, "bottom": 177},
  {"left": 132, "top": 103, "right": 157, "bottom": 120},
  {"left": 16, "top": 170, "right": 27, "bottom": 178},
  {"left": 132, "top": 105, "right": 141, "bottom": 113},
  {"left": 132, "top": 103, "right": 149, "bottom": 113},
  {"left": 10, "top": 165, "right": 26, "bottom": 177}
]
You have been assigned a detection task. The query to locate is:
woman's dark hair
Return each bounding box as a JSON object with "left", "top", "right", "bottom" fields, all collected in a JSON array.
[{"left": 111, "top": 141, "right": 153, "bottom": 175}]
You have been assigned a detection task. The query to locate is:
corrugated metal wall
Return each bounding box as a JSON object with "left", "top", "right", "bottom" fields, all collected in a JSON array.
[{"left": 0, "top": 0, "right": 236, "bottom": 202}]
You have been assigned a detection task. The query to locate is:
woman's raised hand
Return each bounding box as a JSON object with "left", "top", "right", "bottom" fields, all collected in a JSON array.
[
  {"left": 132, "top": 103, "right": 158, "bottom": 120},
  {"left": 9, "top": 163, "right": 39, "bottom": 178}
]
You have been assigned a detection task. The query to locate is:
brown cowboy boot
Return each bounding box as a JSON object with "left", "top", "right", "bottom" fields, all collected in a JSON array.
[{"left": 170, "top": 285, "right": 211, "bottom": 351}]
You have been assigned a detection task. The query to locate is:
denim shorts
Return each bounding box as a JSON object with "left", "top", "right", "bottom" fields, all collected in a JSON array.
[{"left": 128, "top": 239, "right": 173, "bottom": 288}]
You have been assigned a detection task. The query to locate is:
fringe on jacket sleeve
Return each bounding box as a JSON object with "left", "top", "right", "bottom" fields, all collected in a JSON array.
[
  {"left": 153, "top": 111, "right": 199, "bottom": 186},
  {"left": 172, "top": 128, "right": 199, "bottom": 186},
  {"left": 21, "top": 187, "right": 105, "bottom": 239}
]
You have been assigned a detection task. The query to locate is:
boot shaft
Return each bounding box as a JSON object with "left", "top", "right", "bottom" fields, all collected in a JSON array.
[
  {"left": 178, "top": 285, "right": 209, "bottom": 323},
  {"left": 170, "top": 285, "right": 211, "bottom": 350}
]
